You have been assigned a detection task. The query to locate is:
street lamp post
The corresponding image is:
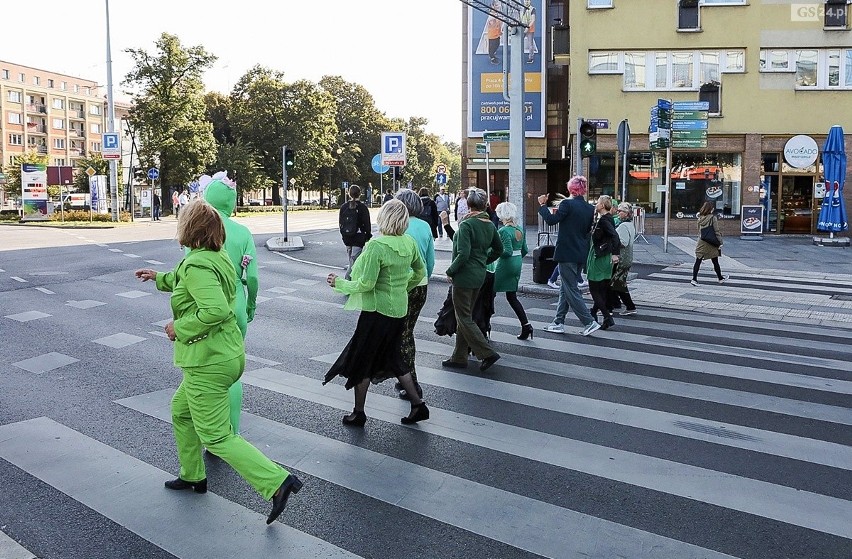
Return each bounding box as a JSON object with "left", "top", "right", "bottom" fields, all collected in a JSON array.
[{"left": 105, "top": 0, "right": 120, "bottom": 222}]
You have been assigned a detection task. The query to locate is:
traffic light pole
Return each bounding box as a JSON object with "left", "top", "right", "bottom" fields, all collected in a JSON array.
[
  {"left": 575, "top": 117, "right": 583, "bottom": 177},
  {"left": 281, "top": 145, "right": 289, "bottom": 242}
]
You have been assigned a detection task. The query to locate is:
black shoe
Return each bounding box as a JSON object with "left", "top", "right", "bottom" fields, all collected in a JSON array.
[
  {"left": 442, "top": 359, "right": 467, "bottom": 369},
  {"left": 164, "top": 477, "right": 207, "bottom": 494},
  {"left": 517, "top": 323, "right": 534, "bottom": 340},
  {"left": 394, "top": 381, "right": 403, "bottom": 391},
  {"left": 266, "top": 474, "right": 303, "bottom": 525},
  {"left": 401, "top": 402, "right": 430, "bottom": 425},
  {"left": 601, "top": 317, "right": 615, "bottom": 330},
  {"left": 342, "top": 409, "right": 367, "bottom": 427},
  {"left": 398, "top": 382, "right": 423, "bottom": 401},
  {"left": 480, "top": 353, "right": 501, "bottom": 372}
]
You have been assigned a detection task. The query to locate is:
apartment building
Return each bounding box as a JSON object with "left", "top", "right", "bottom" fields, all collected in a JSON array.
[
  {"left": 0, "top": 60, "right": 106, "bottom": 206},
  {"left": 462, "top": 0, "right": 852, "bottom": 235}
]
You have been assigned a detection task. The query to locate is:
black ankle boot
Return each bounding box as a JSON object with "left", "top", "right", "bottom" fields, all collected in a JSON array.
[
  {"left": 266, "top": 474, "right": 303, "bottom": 525},
  {"left": 164, "top": 477, "right": 207, "bottom": 493},
  {"left": 342, "top": 409, "right": 367, "bottom": 427},
  {"left": 401, "top": 402, "right": 430, "bottom": 424},
  {"left": 517, "top": 323, "right": 534, "bottom": 340}
]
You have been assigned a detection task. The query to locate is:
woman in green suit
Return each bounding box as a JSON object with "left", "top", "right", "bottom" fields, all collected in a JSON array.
[
  {"left": 493, "top": 202, "right": 532, "bottom": 340},
  {"left": 134, "top": 200, "right": 301, "bottom": 525}
]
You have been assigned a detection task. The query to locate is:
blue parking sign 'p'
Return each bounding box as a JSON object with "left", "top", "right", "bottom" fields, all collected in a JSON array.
[
  {"left": 381, "top": 131, "right": 407, "bottom": 167},
  {"left": 103, "top": 133, "right": 119, "bottom": 150},
  {"left": 384, "top": 135, "right": 402, "bottom": 154}
]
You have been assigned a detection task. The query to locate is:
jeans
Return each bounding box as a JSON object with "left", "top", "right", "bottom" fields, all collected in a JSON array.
[
  {"left": 555, "top": 262, "right": 594, "bottom": 327},
  {"left": 345, "top": 245, "right": 363, "bottom": 280}
]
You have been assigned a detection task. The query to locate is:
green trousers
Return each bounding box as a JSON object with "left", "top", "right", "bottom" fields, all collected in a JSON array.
[
  {"left": 172, "top": 354, "right": 287, "bottom": 500},
  {"left": 451, "top": 286, "right": 497, "bottom": 362},
  {"left": 228, "top": 287, "right": 249, "bottom": 434}
]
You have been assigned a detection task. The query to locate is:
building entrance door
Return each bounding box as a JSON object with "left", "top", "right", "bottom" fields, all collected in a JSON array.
[{"left": 780, "top": 175, "right": 816, "bottom": 234}]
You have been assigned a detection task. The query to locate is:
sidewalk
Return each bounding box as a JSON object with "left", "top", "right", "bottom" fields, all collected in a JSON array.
[{"left": 432, "top": 226, "right": 852, "bottom": 329}]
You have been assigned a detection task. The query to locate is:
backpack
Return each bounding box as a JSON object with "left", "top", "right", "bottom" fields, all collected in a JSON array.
[{"left": 340, "top": 202, "right": 360, "bottom": 236}]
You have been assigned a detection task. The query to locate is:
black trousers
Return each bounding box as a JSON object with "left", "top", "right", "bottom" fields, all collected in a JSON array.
[
  {"left": 504, "top": 291, "right": 528, "bottom": 325},
  {"left": 693, "top": 257, "right": 722, "bottom": 281},
  {"left": 588, "top": 280, "right": 612, "bottom": 321}
]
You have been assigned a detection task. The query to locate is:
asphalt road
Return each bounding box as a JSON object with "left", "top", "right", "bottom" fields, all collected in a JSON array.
[{"left": 0, "top": 221, "right": 849, "bottom": 559}]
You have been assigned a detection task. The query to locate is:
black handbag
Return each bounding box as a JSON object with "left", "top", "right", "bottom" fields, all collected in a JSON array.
[
  {"left": 592, "top": 220, "right": 613, "bottom": 257},
  {"left": 700, "top": 223, "right": 721, "bottom": 247}
]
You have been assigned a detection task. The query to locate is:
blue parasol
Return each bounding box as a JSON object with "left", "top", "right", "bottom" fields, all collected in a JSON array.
[{"left": 816, "top": 125, "right": 847, "bottom": 235}]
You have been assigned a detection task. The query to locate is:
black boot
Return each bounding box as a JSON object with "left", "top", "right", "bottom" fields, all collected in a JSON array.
[
  {"left": 342, "top": 409, "right": 367, "bottom": 427},
  {"left": 401, "top": 402, "right": 430, "bottom": 424},
  {"left": 164, "top": 477, "right": 207, "bottom": 493},
  {"left": 517, "top": 323, "right": 534, "bottom": 340},
  {"left": 266, "top": 474, "right": 303, "bottom": 524}
]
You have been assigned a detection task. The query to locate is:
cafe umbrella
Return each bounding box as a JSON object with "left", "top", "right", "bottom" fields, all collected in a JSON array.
[{"left": 816, "top": 125, "right": 848, "bottom": 238}]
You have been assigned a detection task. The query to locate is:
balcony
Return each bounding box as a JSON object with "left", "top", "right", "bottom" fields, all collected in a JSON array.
[
  {"left": 29, "top": 145, "right": 48, "bottom": 154},
  {"left": 26, "top": 122, "right": 47, "bottom": 134},
  {"left": 26, "top": 103, "right": 48, "bottom": 114},
  {"left": 70, "top": 147, "right": 85, "bottom": 156},
  {"left": 68, "top": 109, "right": 85, "bottom": 119},
  {"left": 69, "top": 129, "right": 85, "bottom": 137}
]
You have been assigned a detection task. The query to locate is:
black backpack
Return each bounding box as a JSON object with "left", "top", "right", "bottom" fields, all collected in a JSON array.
[{"left": 340, "top": 203, "right": 360, "bottom": 236}]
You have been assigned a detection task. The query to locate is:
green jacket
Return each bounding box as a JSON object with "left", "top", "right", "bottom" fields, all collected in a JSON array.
[
  {"left": 446, "top": 212, "right": 503, "bottom": 289},
  {"left": 156, "top": 248, "right": 244, "bottom": 368}
]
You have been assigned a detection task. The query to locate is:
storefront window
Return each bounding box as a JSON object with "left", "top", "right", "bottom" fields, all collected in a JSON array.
[
  {"left": 649, "top": 152, "right": 742, "bottom": 219},
  {"left": 585, "top": 153, "right": 617, "bottom": 199}
]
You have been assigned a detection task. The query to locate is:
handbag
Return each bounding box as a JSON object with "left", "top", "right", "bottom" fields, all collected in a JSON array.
[
  {"left": 700, "top": 223, "right": 721, "bottom": 247},
  {"left": 592, "top": 220, "right": 613, "bottom": 258}
]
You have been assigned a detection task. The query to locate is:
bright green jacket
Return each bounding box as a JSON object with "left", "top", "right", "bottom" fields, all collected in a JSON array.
[
  {"left": 155, "top": 248, "right": 244, "bottom": 367},
  {"left": 445, "top": 213, "right": 503, "bottom": 289}
]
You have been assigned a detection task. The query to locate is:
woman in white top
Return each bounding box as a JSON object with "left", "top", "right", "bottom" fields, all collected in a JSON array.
[{"left": 455, "top": 190, "right": 470, "bottom": 223}]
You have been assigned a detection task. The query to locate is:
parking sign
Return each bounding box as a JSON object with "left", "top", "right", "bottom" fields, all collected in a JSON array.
[
  {"left": 381, "top": 131, "right": 406, "bottom": 167},
  {"left": 102, "top": 132, "right": 121, "bottom": 159}
]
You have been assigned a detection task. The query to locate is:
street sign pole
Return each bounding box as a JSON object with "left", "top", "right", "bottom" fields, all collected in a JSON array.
[
  {"left": 508, "top": 24, "right": 526, "bottom": 230},
  {"left": 617, "top": 119, "right": 630, "bottom": 203},
  {"left": 485, "top": 141, "right": 491, "bottom": 201},
  {"left": 664, "top": 144, "right": 672, "bottom": 253},
  {"left": 281, "top": 145, "right": 288, "bottom": 242},
  {"left": 576, "top": 117, "right": 583, "bottom": 177},
  {"left": 105, "top": 0, "right": 120, "bottom": 222},
  {"left": 150, "top": 177, "right": 154, "bottom": 222}
]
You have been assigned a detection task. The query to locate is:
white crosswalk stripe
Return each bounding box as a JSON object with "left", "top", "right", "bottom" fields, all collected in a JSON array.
[{"left": 1, "top": 288, "right": 849, "bottom": 558}]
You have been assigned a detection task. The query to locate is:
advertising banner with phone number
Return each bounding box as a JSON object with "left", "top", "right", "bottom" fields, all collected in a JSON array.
[{"left": 21, "top": 163, "right": 48, "bottom": 221}]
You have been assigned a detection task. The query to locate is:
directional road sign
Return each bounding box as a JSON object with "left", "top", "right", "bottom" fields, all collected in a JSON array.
[
  {"left": 147, "top": 168, "right": 159, "bottom": 181},
  {"left": 483, "top": 130, "right": 510, "bottom": 142},
  {"left": 436, "top": 173, "right": 447, "bottom": 185}
]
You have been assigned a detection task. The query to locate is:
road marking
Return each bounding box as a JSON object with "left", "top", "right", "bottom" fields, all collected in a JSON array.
[
  {"left": 245, "top": 354, "right": 282, "bottom": 366},
  {"left": 10, "top": 276, "right": 28, "bottom": 283},
  {"left": 118, "top": 390, "right": 738, "bottom": 559},
  {"left": 116, "top": 290, "right": 150, "bottom": 299},
  {"left": 34, "top": 287, "right": 55, "bottom": 294},
  {"left": 145, "top": 260, "right": 164, "bottom": 265},
  {"left": 0, "top": 418, "right": 361, "bottom": 559},
  {"left": 12, "top": 352, "right": 78, "bottom": 374},
  {"left": 122, "top": 253, "right": 141, "bottom": 258},
  {"left": 108, "top": 248, "right": 123, "bottom": 253},
  {"left": 273, "top": 252, "right": 345, "bottom": 270},
  {"left": 0, "top": 529, "right": 35, "bottom": 559},
  {"left": 66, "top": 300, "right": 106, "bottom": 309},
  {"left": 4, "top": 311, "right": 51, "bottom": 322},
  {"left": 92, "top": 333, "right": 147, "bottom": 348}
]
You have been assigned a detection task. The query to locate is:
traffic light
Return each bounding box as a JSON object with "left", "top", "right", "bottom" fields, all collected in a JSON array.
[
  {"left": 579, "top": 120, "right": 597, "bottom": 156},
  {"left": 284, "top": 148, "right": 295, "bottom": 169}
]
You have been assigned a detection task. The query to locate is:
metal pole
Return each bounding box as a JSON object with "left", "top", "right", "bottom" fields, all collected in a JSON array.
[
  {"left": 105, "top": 0, "right": 119, "bottom": 222},
  {"left": 281, "top": 145, "right": 288, "bottom": 242},
  {"left": 576, "top": 116, "right": 583, "bottom": 177},
  {"left": 664, "top": 145, "right": 672, "bottom": 253},
  {"left": 485, "top": 141, "right": 491, "bottom": 201},
  {"left": 150, "top": 178, "right": 154, "bottom": 222},
  {"left": 60, "top": 182, "right": 65, "bottom": 222},
  {"left": 621, "top": 132, "right": 629, "bottom": 204},
  {"left": 508, "top": 24, "right": 526, "bottom": 230}
]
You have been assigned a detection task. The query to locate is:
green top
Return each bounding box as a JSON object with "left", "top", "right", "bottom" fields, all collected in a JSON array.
[
  {"left": 493, "top": 224, "right": 528, "bottom": 293},
  {"left": 446, "top": 212, "right": 503, "bottom": 289},
  {"left": 155, "top": 248, "right": 244, "bottom": 367},
  {"left": 333, "top": 235, "right": 426, "bottom": 318}
]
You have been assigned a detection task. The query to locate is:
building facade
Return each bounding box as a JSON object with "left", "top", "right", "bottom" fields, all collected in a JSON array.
[{"left": 462, "top": 1, "right": 852, "bottom": 235}]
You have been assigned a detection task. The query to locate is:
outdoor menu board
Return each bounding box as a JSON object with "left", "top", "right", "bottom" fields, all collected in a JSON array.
[{"left": 740, "top": 205, "right": 764, "bottom": 235}]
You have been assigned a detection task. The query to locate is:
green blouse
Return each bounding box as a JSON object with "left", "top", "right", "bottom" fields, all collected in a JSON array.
[{"left": 333, "top": 235, "right": 426, "bottom": 318}]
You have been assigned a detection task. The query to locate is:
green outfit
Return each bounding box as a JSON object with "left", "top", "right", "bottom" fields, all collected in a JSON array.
[
  {"left": 199, "top": 178, "right": 259, "bottom": 434},
  {"left": 156, "top": 248, "right": 287, "bottom": 500},
  {"left": 493, "top": 225, "right": 528, "bottom": 292}
]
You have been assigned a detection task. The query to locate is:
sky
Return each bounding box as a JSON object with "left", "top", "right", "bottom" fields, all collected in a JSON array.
[{"left": 3, "top": 0, "right": 464, "bottom": 143}]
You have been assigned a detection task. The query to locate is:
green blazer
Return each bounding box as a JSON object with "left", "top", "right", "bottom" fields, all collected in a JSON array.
[
  {"left": 155, "top": 248, "right": 244, "bottom": 368},
  {"left": 446, "top": 213, "right": 503, "bottom": 289}
]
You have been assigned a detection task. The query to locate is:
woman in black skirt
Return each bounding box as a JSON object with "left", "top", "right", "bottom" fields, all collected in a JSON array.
[{"left": 323, "top": 199, "right": 429, "bottom": 426}]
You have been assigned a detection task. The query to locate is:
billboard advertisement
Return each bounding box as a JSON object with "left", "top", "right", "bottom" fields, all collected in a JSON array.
[
  {"left": 21, "top": 163, "right": 49, "bottom": 221},
  {"left": 467, "top": 1, "right": 545, "bottom": 137}
]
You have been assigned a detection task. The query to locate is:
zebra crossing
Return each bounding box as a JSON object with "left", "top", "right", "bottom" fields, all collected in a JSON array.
[{"left": 1, "top": 272, "right": 850, "bottom": 558}]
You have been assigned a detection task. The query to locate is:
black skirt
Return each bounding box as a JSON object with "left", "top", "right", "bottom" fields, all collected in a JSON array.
[{"left": 323, "top": 311, "right": 406, "bottom": 390}]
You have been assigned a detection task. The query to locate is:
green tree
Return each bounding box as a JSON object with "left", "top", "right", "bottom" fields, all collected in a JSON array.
[
  {"left": 122, "top": 33, "right": 218, "bottom": 211},
  {"left": 2, "top": 150, "right": 49, "bottom": 197},
  {"left": 204, "top": 91, "right": 233, "bottom": 145},
  {"left": 73, "top": 153, "right": 110, "bottom": 192},
  {"left": 230, "top": 66, "right": 337, "bottom": 205},
  {"left": 212, "top": 141, "right": 273, "bottom": 205}
]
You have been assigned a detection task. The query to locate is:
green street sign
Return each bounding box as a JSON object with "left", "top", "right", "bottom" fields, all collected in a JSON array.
[
  {"left": 672, "top": 139, "right": 708, "bottom": 148},
  {"left": 483, "top": 130, "right": 510, "bottom": 142},
  {"left": 0, "top": 172, "right": 6, "bottom": 185},
  {"left": 476, "top": 143, "right": 487, "bottom": 155},
  {"left": 672, "top": 129, "right": 708, "bottom": 140},
  {"left": 580, "top": 139, "right": 596, "bottom": 155},
  {"left": 674, "top": 110, "right": 708, "bottom": 120}
]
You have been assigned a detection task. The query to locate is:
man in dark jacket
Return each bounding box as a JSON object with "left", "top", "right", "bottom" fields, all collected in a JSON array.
[
  {"left": 339, "top": 184, "right": 372, "bottom": 280},
  {"left": 537, "top": 176, "right": 600, "bottom": 336}
]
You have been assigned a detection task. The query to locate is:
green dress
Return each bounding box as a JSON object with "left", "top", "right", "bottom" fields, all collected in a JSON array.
[{"left": 494, "top": 225, "right": 528, "bottom": 292}]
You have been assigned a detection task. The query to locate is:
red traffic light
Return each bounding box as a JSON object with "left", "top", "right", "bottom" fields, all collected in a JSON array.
[{"left": 579, "top": 121, "right": 597, "bottom": 138}]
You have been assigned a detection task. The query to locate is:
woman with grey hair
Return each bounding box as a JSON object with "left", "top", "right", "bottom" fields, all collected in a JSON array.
[
  {"left": 393, "top": 189, "right": 435, "bottom": 400},
  {"left": 324, "top": 199, "right": 430, "bottom": 425},
  {"left": 494, "top": 202, "right": 532, "bottom": 339},
  {"left": 443, "top": 188, "right": 504, "bottom": 372},
  {"left": 608, "top": 202, "right": 638, "bottom": 315}
]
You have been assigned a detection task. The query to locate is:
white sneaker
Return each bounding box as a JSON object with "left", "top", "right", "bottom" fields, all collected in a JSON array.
[
  {"left": 718, "top": 275, "right": 730, "bottom": 284},
  {"left": 544, "top": 322, "right": 565, "bottom": 334},
  {"left": 580, "top": 321, "right": 601, "bottom": 336},
  {"left": 547, "top": 280, "right": 559, "bottom": 289},
  {"left": 690, "top": 279, "right": 700, "bottom": 287},
  {"left": 620, "top": 309, "right": 638, "bottom": 316},
  {"left": 577, "top": 281, "right": 589, "bottom": 289}
]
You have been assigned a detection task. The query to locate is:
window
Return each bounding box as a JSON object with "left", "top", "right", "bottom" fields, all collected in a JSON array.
[
  {"left": 18, "top": 72, "right": 24, "bottom": 82},
  {"left": 759, "top": 50, "right": 792, "bottom": 72},
  {"left": 678, "top": 0, "right": 700, "bottom": 30},
  {"left": 828, "top": 50, "right": 841, "bottom": 87},
  {"left": 624, "top": 52, "right": 646, "bottom": 88},
  {"left": 655, "top": 53, "right": 668, "bottom": 88},
  {"left": 8, "top": 112, "right": 22, "bottom": 124},
  {"left": 91, "top": 142, "right": 101, "bottom": 152},
  {"left": 90, "top": 123, "right": 101, "bottom": 134},
  {"left": 53, "top": 98, "right": 65, "bottom": 109},
  {"left": 700, "top": 0, "right": 746, "bottom": 4},
  {"left": 825, "top": 0, "right": 848, "bottom": 28},
  {"left": 589, "top": 52, "right": 621, "bottom": 74},
  {"left": 8, "top": 90, "right": 22, "bottom": 103},
  {"left": 60, "top": 81, "right": 67, "bottom": 91},
  {"left": 53, "top": 118, "right": 65, "bottom": 130},
  {"left": 83, "top": 87, "right": 90, "bottom": 96},
  {"left": 1, "top": 69, "right": 8, "bottom": 79},
  {"left": 723, "top": 50, "right": 745, "bottom": 73},
  {"left": 699, "top": 82, "right": 721, "bottom": 114},
  {"left": 587, "top": 0, "right": 613, "bottom": 7},
  {"left": 53, "top": 138, "right": 66, "bottom": 149},
  {"left": 795, "top": 49, "right": 819, "bottom": 87},
  {"left": 89, "top": 104, "right": 101, "bottom": 115},
  {"left": 73, "top": 84, "right": 79, "bottom": 93},
  {"left": 672, "top": 52, "right": 694, "bottom": 87},
  {"left": 846, "top": 51, "right": 852, "bottom": 86},
  {"left": 33, "top": 76, "right": 40, "bottom": 86},
  {"left": 9, "top": 134, "right": 22, "bottom": 145},
  {"left": 47, "top": 79, "right": 54, "bottom": 88},
  {"left": 700, "top": 52, "right": 720, "bottom": 83},
  {"left": 54, "top": 158, "right": 66, "bottom": 166}
]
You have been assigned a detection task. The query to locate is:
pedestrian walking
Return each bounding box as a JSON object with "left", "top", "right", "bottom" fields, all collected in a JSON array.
[
  {"left": 434, "top": 187, "right": 451, "bottom": 237},
  {"left": 383, "top": 189, "right": 394, "bottom": 204},
  {"left": 152, "top": 192, "right": 161, "bottom": 221},
  {"left": 608, "top": 202, "right": 638, "bottom": 316},
  {"left": 339, "top": 184, "right": 372, "bottom": 280},
  {"left": 172, "top": 190, "right": 180, "bottom": 217},
  {"left": 494, "top": 202, "right": 532, "bottom": 340},
  {"left": 691, "top": 201, "right": 729, "bottom": 286},
  {"left": 134, "top": 200, "right": 301, "bottom": 525},
  {"left": 587, "top": 195, "right": 620, "bottom": 330},
  {"left": 455, "top": 189, "right": 470, "bottom": 223},
  {"left": 419, "top": 187, "right": 440, "bottom": 239},
  {"left": 442, "top": 188, "right": 504, "bottom": 372},
  {"left": 323, "top": 199, "right": 429, "bottom": 426},
  {"left": 200, "top": 172, "right": 258, "bottom": 434},
  {"left": 394, "top": 189, "right": 435, "bottom": 401},
  {"left": 178, "top": 190, "right": 189, "bottom": 214},
  {"left": 537, "top": 176, "right": 600, "bottom": 336}
]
